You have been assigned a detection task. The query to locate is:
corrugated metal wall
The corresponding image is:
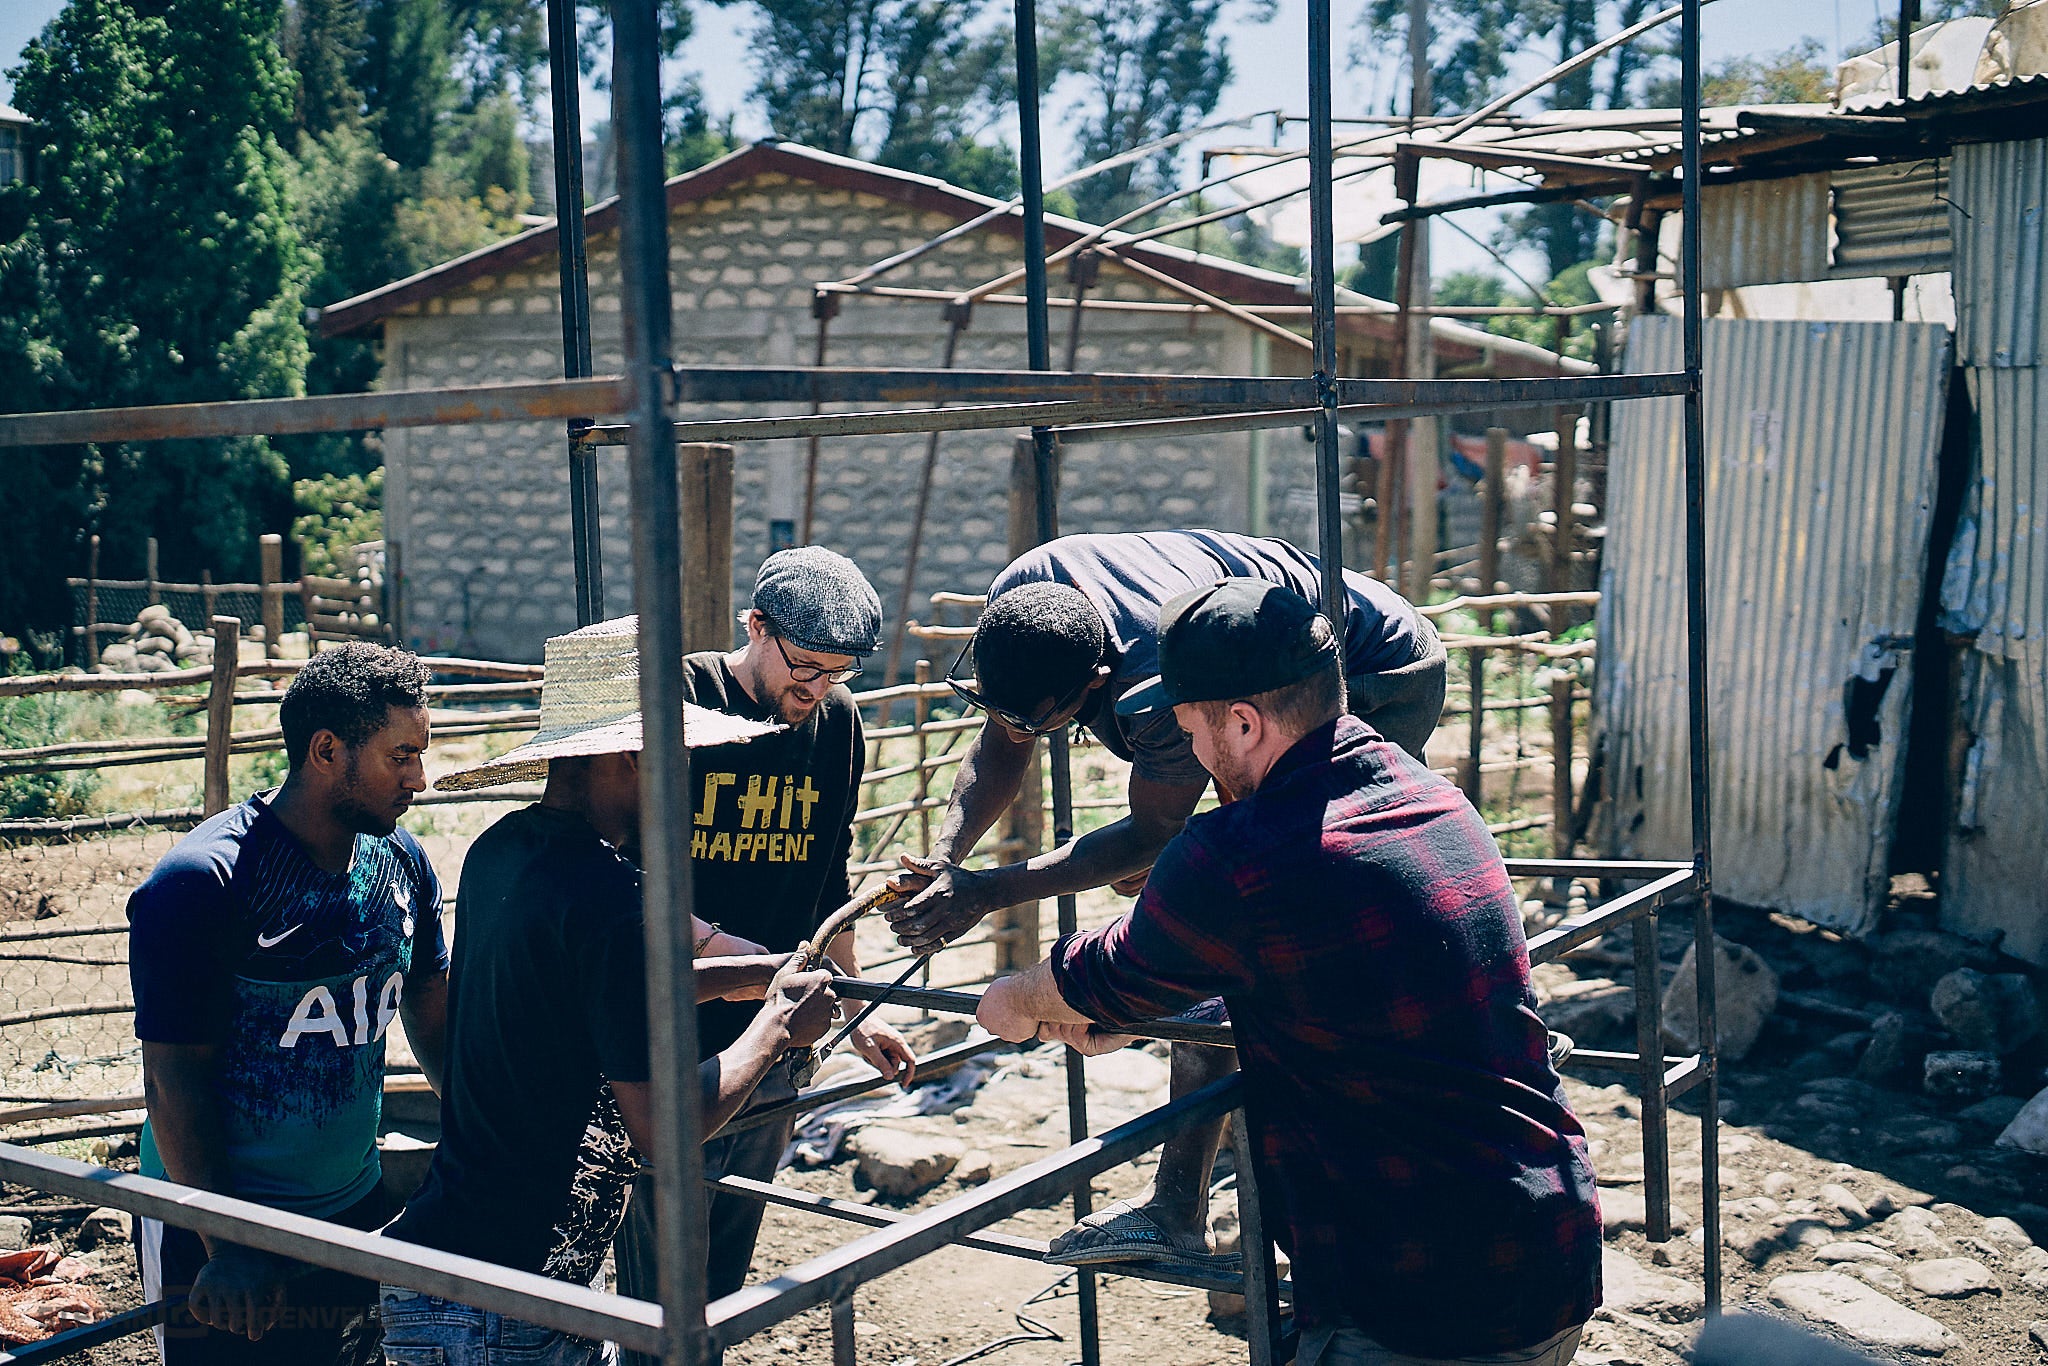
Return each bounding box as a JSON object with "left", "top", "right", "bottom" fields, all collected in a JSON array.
[
  {"left": 1698, "top": 161, "right": 1950, "bottom": 292},
  {"left": 1938, "top": 138, "right": 2048, "bottom": 961},
  {"left": 1599, "top": 317, "right": 1951, "bottom": 933},
  {"left": 1950, "top": 139, "right": 2046, "bottom": 368}
]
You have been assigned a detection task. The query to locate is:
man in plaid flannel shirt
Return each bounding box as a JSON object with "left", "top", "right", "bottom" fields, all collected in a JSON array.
[{"left": 978, "top": 580, "right": 1601, "bottom": 1364}]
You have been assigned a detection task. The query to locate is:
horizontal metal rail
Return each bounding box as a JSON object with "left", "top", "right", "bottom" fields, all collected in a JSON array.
[
  {"left": 1525, "top": 867, "right": 1697, "bottom": 964},
  {"left": 711, "top": 1035, "right": 1020, "bottom": 1138},
  {"left": 0, "top": 1142, "right": 667, "bottom": 1353},
  {"left": 0, "top": 1295, "right": 183, "bottom": 1364},
  {"left": 704, "top": 1073, "right": 1243, "bottom": 1347},
  {"left": 1503, "top": 858, "right": 1689, "bottom": 878},
  {"left": 710, "top": 1174, "right": 1283, "bottom": 1300},
  {"left": 579, "top": 399, "right": 1250, "bottom": 446},
  {"left": 0, "top": 378, "right": 625, "bottom": 449},
  {"left": 0, "top": 371, "right": 1692, "bottom": 448},
  {"left": 830, "top": 979, "right": 1235, "bottom": 1048}
]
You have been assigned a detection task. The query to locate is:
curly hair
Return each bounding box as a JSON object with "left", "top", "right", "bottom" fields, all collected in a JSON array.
[
  {"left": 971, "top": 581, "right": 1108, "bottom": 713},
  {"left": 280, "top": 643, "right": 433, "bottom": 769}
]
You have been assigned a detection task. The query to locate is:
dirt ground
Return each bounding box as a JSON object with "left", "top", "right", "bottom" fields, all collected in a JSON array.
[{"left": 10, "top": 881, "right": 2048, "bottom": 1366}]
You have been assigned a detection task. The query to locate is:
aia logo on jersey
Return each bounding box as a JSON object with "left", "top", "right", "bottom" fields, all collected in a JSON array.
[{"left": 277, "top": 972, "right": 404, "bottom": 1049}]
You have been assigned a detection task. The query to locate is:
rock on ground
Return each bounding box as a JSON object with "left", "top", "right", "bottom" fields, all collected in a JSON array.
[
  {"left": 846, "top": 1127, "right": 962, "bottom": 1198},
  {"left": 1868, "top": 929, "right": 1995, "bottom": 1005},
  {"left": 1903, "top": 1258, "right": 1996, "bottom": 1299},
  {"left": 1814, "top": 1242, "right": 1899, "bottom": 1265},
  {"left": 1859, "top": 1011, "right": 1916, "bottom": 1083},
  {"left": 76, "top": 1207, "right": 131, "bottom": 1251},
  {"left": 1662, "top": 938, "right": 1779, "bottom": 1061},
  {"left": 0, "top": 1216, "right": 28, "bottom": 1251},
  {"left": 1768, "top": 1271, "right": 1959, "bottom": 1355},
  {"left": 1929, "top": 969, "right": 2040, "bottom": 1055},
  {"left": 1997, "top": 1085, "right": 2048, "bottom": 1155},
  {"left": 1923, "top": 1051, "right": 2001, "bottom": 1103},
  {"left": 1601, "top": 1247, "right": 1703, "bottom": 1322}
]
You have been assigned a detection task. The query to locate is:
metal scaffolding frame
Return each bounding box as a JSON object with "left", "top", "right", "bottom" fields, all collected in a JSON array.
[{"left": 0, "top": 0, "right": 1718, "bottom": 1360}]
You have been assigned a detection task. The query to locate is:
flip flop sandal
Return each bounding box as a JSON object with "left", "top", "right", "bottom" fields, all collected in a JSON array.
[{"left": 1043, "top": 1198, "right": 1243, "bottom": 1271}]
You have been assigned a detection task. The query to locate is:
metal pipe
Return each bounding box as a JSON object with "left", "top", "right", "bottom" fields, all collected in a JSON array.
[
  {"left": 703, "top": 1075, "right": 1244, "bottom": 1347},
  {"left": 799, "top": 291, "right": 840, "bottom": 544},
  {"left": 1231, "top": 1111, "right": 1281, "bottom": 1366},
  {"left": 1678, "top": 0, "right": 1721, "bottom": 1316},
  {"left": 548, "top": 0, "right": 602, "bottom": 625},
  {"left": 828, "top": 979, "right": 1236, "bottom": 1047},
  {"left": 0, "top": 370, "right": 1694, "bottom": 449},
  {"left": 1309, "top": 0, "right": 1346, "bottom": 657},
  {"left": 0, "top": 1143, "right": 666, "bottom": 1353},
  {"left": 1523, "top": 867, "right": 1698, "bottom": 963},
  {"left": 614, "top": 4, "right": 709, "bottom": 1361},
  {"left": 1013, "top": 2, "right": 1095, "bottom": 1354}
]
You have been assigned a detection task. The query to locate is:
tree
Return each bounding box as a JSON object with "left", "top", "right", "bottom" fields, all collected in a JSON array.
[
  {"left": 730, "top": 0, "right": 1020, "bottom": 196},
  {"left": 1055, "top": 0, "right": 1267, "bottom": 225},
  {"left": 2, "top": 0, "right": 311, "bottom": 637},
  {"left": 1643, "top": 38, "right": 1834, "bottom": 107}
]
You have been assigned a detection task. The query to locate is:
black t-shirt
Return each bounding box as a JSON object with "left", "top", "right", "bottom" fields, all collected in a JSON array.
[
  {"left": 682, "top": 652, "right": 863, "bottom": 1054},
  {"left": 386, "top": 804, "right": 651, "bottom": 1276}
]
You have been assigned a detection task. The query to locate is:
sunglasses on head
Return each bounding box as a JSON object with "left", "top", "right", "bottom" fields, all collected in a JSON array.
[
  {"left": 945, "top": 639, "right": 1095, "bottom": 736},
  {"left": 771, "top": 633, "right": 863, "bottom": 685}
]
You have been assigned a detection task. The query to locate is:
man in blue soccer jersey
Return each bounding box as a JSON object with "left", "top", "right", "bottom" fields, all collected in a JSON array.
[{"left": 127, "top": 643, "right": 450, "bottom": 1366}]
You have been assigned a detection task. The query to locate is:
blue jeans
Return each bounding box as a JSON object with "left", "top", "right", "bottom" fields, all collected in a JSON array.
[{"left": 378, "top": 1287, "right": 614, "bottom": 1366}]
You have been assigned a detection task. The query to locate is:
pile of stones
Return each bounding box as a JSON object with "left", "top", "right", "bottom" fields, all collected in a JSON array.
[{"left": 93, "top": 606, "right": 213, "bottom": 674}]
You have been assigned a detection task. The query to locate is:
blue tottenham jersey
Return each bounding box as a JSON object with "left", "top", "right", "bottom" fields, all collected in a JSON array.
[{"left": 128, "top": 794, "right": 448, "bottom": 1217}]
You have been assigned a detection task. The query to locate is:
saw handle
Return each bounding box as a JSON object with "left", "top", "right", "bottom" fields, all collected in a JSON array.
[{"left": 782, "top": 885, "right": 903, "bottom": 1088}]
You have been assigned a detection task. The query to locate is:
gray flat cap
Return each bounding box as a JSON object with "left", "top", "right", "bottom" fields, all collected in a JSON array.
[{"left": 754, "top": 546, "right": 883, "bottom": 655}]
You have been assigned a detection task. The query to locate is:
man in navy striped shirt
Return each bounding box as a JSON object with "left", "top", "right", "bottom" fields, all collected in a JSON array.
[{"left": 978, "top": 581, "right": 1600, "bottom": 1364}]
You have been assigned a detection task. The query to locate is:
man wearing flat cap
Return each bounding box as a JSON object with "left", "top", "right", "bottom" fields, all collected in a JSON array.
[
  {"left": 614, "top": 545, "right": 912, "bottom": 1349},
  {"left": 977, "top": 580, "right": 1601, "bottom": 1366}
]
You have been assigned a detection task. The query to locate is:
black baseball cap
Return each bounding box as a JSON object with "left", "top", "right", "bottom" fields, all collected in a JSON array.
[{"left": 1114, "top": 579, "right": 1338, "bottom": 718}]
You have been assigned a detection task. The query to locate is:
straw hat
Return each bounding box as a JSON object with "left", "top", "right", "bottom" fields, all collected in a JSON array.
[{"left": 434, "top": 616, "right": 779, "bottom": 792}]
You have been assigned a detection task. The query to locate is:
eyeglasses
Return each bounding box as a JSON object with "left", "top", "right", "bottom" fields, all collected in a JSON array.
[
  {"left": 945, "top": 641, "right": 1094, "bottom": 736},
  {"left": 772, "top": 634, "right": 863, "bottom": 685}
]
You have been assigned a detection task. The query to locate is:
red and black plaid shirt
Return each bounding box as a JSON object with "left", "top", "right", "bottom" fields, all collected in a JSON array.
[{"left": 1053, "top": 716, "right": 1601, "bottom": 1355}]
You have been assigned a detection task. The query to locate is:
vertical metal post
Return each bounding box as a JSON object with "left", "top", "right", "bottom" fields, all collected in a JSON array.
[
  {"left": 146, "top": 537, "right": 160, "bottom": 607},
  {"left": 830, "top": 1294, "right": 857, "bottom": 1366},
  {"left": 1678, "top": 0, "right": 1720, "bottom": 1316},
  {"left": 548, "top": 0, "right": 603, "bottom": 625},
  {"left": 1399, "top": 0, "right": 1435, "bottom": 608},
  {"left": 1308, "top": 0, "right": 1347, "bottom": 662},
  {"left": 615, "top": 3, "right": 709, "bottom": 1361},
  {"left": 1897, "top": 0, "right": 1919, "bottom": 101},
  {"left": 1550, "top": 674, "right": 1574, "bottom": 858},
  {"left": 1463, "top": 646, "right": 1485, "bottom": 806},
  {"left": 1552, "top": 408, "right": 1579, "bottom": 625},
  {"left": 1016, "top": 4, "right": 1095, "bottom": 1359},
  {"left": 1634, "top": 909, "right": 1671, "bottom": 1242},
  {"left": 1230, "top": 1113, "right": 1280, "bottom": 1366}
]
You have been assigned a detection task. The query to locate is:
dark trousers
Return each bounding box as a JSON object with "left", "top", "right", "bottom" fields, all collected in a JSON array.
[
  {"left": 1348, "top": 613, "right": 1448, "bottom": 760},
  {"left": 138, "top": 1186, "right": 395, "bottom": 1366},
  {"left": 615, "top": 1071, "right": 795, "bottom": 1366}
]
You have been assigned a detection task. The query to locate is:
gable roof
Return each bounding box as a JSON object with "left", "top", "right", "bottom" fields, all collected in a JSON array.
[
  {"left": 316, "top": 140, "right": 1576, "bottom": 373},
  {"left": 318, "top": 141, "right": 1326, "bottom": 337}
]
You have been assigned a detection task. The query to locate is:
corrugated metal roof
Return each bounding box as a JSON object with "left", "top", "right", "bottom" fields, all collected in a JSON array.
[
  {"left": 1833, "top": 160, "right": 1951, "bottom": 278},
  {"left": 1700, "top": 174, "right": 1830, "bottom": 291},
  {"left": 1598, "top": 316, "right": 1951, "bottom": 933},
  {"left": 1949, "top": 138, "right": 2047, "bottom": 368}
]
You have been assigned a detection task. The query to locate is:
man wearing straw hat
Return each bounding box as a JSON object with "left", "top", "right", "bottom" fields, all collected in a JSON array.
[
  {"left": 611, "top": 545, "right": 913, "bottom": 1353},
  {"left": 381, "top": 616, "right": 840, "bottom": 1366}
]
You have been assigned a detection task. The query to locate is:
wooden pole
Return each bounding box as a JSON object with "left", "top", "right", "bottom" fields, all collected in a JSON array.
[
  {"left": 914, "top": 659, "right": 933, "bottom": 855},
  {"left": 1551, "top": 672, "right": 1574, "bottom": 860},
  {"left": 1479, "top": 428, "right": 1506, "bottom": 598},
  {"left": 993, "top": 437, "right": 1045, "bottom": 973},
  {"left": 1552, "top": 407, "right": 1580, "bottom": 630},
  {"left": 259, "top": 535, "right": 284, "bottom": 659},
  {"left": 83, "top": 536, "right": 101, "bottom": 669},
  {"left": 679, "top": 444, "right": 736, "bottom": 653},
  {"left": 145, "top": 538, "right": 160, "bottom": 607},
  {"left": 203, "top": 618, "right": 242, "bottom": 816}
]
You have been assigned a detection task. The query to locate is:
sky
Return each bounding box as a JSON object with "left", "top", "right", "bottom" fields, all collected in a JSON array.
[{"left": 1, "top": 0, "right": 1868, "bottom": 277}]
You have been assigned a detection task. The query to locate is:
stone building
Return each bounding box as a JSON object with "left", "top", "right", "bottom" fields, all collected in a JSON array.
[{"left": 319, "top": 141, "right": 1569, "bottom": 664}]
